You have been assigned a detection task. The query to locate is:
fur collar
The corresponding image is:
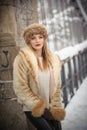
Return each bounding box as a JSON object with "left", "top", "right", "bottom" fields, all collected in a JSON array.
[{"left": 19, "top": 46, "right": 62, "bottom": 90}]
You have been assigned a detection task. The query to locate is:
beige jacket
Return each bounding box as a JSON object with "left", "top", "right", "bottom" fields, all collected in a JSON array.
[{"left": 13, "top": 46, "right": 66, "bottom": 121}]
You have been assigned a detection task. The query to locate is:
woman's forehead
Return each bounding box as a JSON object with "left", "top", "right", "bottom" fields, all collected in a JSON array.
[{"left": 32, "top": 34, "right": 43, "bottom": 36}]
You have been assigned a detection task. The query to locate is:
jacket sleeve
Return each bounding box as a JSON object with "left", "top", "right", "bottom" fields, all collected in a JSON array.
[
  {"left": 50, "top": 56, "right": 66, "bottom": 121},
  {"left": 13, "top": 55, "right": 46, "bottom": 117}
]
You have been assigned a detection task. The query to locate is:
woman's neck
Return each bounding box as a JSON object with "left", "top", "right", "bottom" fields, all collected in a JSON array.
[{"left": 35, "top": 50, "right": 42, "bottom": 57}]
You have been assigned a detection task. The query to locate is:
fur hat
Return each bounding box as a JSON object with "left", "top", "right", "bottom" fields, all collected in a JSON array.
[{"left": 23, "top": 23, "right": 48, "bottom": 45}]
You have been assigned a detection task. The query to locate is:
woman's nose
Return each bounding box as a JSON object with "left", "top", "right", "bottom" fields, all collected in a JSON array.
[{"left": 35, "top": 37, "right": 40, "bottom": 42}]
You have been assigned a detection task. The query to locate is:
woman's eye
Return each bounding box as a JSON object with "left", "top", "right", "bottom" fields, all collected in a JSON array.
[
  {"left": 31, "top": 37, "right": 35, "bottom": 40},
  {"left": 39, "top": 36, "right": 43, "bottom": 39}
]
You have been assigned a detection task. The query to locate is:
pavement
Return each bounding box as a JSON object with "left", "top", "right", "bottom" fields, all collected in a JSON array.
[{"left": 61, "top": 77, "right": 87, "bottom": 130}]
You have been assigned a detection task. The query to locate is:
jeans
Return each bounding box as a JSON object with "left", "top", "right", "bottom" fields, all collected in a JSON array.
[{"left": 25, "top": 111, "right": 55, "bottom": 130}]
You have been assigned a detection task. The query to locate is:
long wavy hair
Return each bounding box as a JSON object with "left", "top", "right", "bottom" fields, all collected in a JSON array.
[{"left": 23, "top": 23, "right": 51, "bottom": 71}]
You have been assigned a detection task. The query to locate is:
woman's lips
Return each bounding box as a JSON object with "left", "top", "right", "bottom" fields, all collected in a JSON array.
[{"left": 36, "top": 44, "right": 41, "bottom": 46}]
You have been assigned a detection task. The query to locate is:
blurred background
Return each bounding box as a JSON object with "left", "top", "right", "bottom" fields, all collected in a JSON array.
[{"left": 0, "top": 0, "right": 87, "bottom": 130}]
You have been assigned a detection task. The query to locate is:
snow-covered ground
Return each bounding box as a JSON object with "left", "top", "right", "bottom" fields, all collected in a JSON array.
[{"left": 61, "top": 77, "right": 87, "bottom": 130}]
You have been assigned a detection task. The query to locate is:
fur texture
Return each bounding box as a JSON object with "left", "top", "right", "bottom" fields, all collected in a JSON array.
[
  {"left": 13, "top": 46, "right": 65, "bottom": 118},
  {"left": 50, "top": 108, "right": 66, "bottom": 121},
  {"left": 32, "top": 98, "right": 46, "bottom": 117}
]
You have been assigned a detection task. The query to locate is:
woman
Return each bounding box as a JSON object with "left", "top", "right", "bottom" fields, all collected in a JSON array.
[{"left": 13, "top": 23, "right": 66, "bottom": 130}]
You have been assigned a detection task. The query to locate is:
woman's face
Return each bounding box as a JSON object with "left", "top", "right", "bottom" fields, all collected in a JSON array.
[{"left": 30, "top": 34, "right": 45, "bottom": 51}]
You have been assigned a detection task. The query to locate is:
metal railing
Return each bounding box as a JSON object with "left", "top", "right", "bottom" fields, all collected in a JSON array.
[{"left": 61, "top": 48, "right": 87, "bottom": 107}]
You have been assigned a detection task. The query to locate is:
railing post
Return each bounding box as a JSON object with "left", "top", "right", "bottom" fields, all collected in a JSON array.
[
  {"left": 82, "top": 50, "right": 86, "bottom": 79},
  {"left": 61, "top": 64, "right": 68, "bottom": 107},
  {"left": 84, "top": 49, "right": 87, "bottom": 77},
  {"left": 73, "top": 55, "right": 79, "bottom": 90},
  {"left": 84, "top": 49, "right": 87, "bottom": 75},
  {"left": 86, "top": 49, "right": 87, "bottom": 75},
  {"left": 81, "top": 51, "right": 85, "bottom": 79},
  {"left": 67, "top": 59, "right": 74, "bottom": 98},
  {"left": 77, "top": 51, "right": 82, "bottom": 84}
]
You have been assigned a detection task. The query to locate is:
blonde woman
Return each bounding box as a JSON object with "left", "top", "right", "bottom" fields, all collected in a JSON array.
[{"left": 13, "top": 23, "right": 66, "bottom": 130}]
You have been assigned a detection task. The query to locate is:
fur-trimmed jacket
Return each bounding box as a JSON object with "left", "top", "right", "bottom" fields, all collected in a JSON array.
[{"left": 13, "top": 46, "right": 66, "bottom": 121}]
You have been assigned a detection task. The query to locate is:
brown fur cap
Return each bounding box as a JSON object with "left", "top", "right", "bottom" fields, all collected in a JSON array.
[{"left": 23, "top": 23, "right": 48, "bottom": 45}]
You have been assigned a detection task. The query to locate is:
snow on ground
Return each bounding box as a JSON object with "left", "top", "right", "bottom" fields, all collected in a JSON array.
[{"left": 61, "top": 77, "right": 87, "bottom": 130}]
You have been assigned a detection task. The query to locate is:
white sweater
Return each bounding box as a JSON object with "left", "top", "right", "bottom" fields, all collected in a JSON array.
[
  {"left": 38, "top": 68, "right": 50, "bottom": 108},
  {"left": 38, "top": 57, "right": 50, "bottom": 108}
]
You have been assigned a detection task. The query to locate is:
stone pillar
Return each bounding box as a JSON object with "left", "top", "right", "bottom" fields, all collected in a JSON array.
[
  {"left": 0, "top": 0, "right": 39, "bottom": 129},
  {"left": 0, "top": 37, "right": 36, "bottom": 130},
  {"left": 0, "top": 0, "right": 17, "bottom": 42},
  {"left": 0, "top": 34, "right": 19, "bottom": 98}
]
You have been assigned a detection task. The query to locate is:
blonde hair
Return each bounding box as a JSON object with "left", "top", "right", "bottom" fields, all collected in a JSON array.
[{"left": 23, "top": 23, "right": 50, "bottom": 71}]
